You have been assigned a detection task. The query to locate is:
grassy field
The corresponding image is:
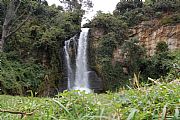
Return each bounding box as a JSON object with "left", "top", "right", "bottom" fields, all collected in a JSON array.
[{"left": 0, "top": 83, "right": 179, "bottom": 120}]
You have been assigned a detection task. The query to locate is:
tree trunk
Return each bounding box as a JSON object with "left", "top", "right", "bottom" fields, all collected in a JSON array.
[
  {"left": 0, "top": 0, "right": 15, "bottom": 51},
  {"left": 0, "top": 34, "right": 6, "bottom": 52},
  {"left": 0, "top": 0, "right": 31, "bottom": 52}
]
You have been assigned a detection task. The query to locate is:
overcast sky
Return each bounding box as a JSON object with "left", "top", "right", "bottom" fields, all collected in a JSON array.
[
  {"left": 47, "top": 0, "right": 120, "bottom": 13},
  {"left": 46, "top": 0, "right": 120, "bottom": 24}
]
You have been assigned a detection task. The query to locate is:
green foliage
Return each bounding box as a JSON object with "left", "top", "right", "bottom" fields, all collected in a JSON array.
[
  {"left": 0, "top": 0, "right": 83, "bottom": 96},
  {"left": 89, "top": 0, "right": 180, "bottom": 91},
  {"left": 140, "top": 50, "right": 177, "bottom": 80},
  {"left": 89, "top": 13, "right": 129, "bottom": 90},
  {"left": 97, "top": 32, "right": 117, "bottom": 58},
  {"left": 145, "top": 0, "right": 180, "bottom": 12},
  {"left": 122, "top": 37, "right": 146, "bottom": 75},
  {"left": 115, "top": 0, "right": 136, "bottom": 14},
  {"left": 96, "top": 33, "right": 124, "bottom": 90},
  {"left": 155, "top": 41, "right": 168, "bottom": 54},
  {"left": 0, "top": 1, "right": 4, "bottom": 26},
  {"left": 59, "top": 0, "right": 93, "bottom": 11},
  {"left": 160, "top": 13, "right": 180, "bottom": 25},
  {"left": 165, "top": 50, "right": 180, "bottom": 81},
  {"left": 141, "top": 45, "right": 180, "bottom": 81},
  {"left": 101, "top": 62, "right": 127, "bottom": 91},
  {"left": 90, "top": 12, "right": 127, "bottom": 36},
  {"left": 115, "top": 0, "right": 143, "bottom": 15},
  {"left": 113, "top": 0, "right": 180, "bottom": 27},
  {"left": 153, "top": 0, "right": 179, "bottom": 12},
  {"left": 120, "top": 8, "right": 149, "bottom": 26},
  {"left": 0, "top": 83, "right": 179, "bottom": 119},
  {"left": 0, "top": 53, "right": 45, "bottom": 95}
]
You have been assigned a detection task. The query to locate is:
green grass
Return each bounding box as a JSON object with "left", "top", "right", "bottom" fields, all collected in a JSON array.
[{"left": 0, "top": 83, "right": 179, "bottom": 120}]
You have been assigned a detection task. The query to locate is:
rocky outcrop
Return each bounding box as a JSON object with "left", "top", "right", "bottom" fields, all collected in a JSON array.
[
  {"left": 89, "top": 21, "right": 180, "bottom": 77},
  {"left": 90, "top": 23, "right": 180, "bottom": 58},
  {"left": 88, "top": 71, "right": 103, "bottom": 93},
  {"left": 88, "top": 28, "right": 105, "bottom": 92},
  {"left": 130, "top": 20, "right": 180, "bottom": 56},
  {"left": 88, "top": 28, "right": 105, "bottom": 70},
  {"left": 112, "top": 21, "right": 180, "bottom": 64}
]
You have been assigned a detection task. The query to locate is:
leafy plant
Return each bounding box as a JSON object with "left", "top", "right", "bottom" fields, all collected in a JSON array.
[
  {"left": 0, "top": 52, "right": 45, "bottom": 95},
  {"left": 0, "top": 83, "right": 179, "bottom": 119}
]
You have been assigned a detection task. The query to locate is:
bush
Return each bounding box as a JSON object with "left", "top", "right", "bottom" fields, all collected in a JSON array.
[
  {"left": 96, "top": 33, "right": 127, "bottom": 90},
  {"left": 0, "top": 53, "right": 45, "bottom": 95},
  {"left": 165, "top": 50, "right": 180, "bottom": 81},
  {"left": 153, "top": 0, "right": 180, "bottom": 12},
  {"left": 155, "top": 41, "right": 168, "bottom": 54},
  {"left": 122, "top": 8, "right": 149, "bottom": 26},
  {"left": 140, "top": 51, "right": 175, "bottom": 80},
  {"left": 160, "top": 14, "right": 180, "bottom": 25},
  {"left": 90, "top": 13, "right": 127, "bottom": 34},
  {"left": 153, "top": 1, "right": 174, "bottom": 12},
  {"left": 115, "top": 1, "right": 136, "bottom": 14},
  {"left": 115, "top": 0, "right": 143, "bottom": 15},
  {"left": 122, "top": 37, "right": 146, "bottom": 75}
]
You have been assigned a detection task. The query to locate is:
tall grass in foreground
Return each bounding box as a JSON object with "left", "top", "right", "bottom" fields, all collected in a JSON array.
[{"left": 0, "top": 83, "right": 179, "bottom": 120}]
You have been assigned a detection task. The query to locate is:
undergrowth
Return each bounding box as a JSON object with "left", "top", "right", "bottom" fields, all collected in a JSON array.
[
  {"left": 0, "top": 83, "right": 179, "bottom": 120},
  {"left": 0, "top": 53, "right": 45, "bottom": 95}
]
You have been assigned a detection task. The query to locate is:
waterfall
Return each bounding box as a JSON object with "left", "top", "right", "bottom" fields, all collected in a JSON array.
[
  {"left": 74, "top": 28, "right": 89, "bottom": 90},
  {"left": 64, "top": 28, "right": 91, "bottom": 93},
  {"left": 64, "top": 40, "right": 73, "bottom": 90}
]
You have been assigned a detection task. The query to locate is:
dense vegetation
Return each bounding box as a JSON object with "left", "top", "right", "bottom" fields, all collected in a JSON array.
[
  {"left": 0, "top": 0, "right": 179, "bottom": 94},
  {"left": 0, "top": 0, "right": 179, "bottom": 119},
  {"left": 0, "top": 83, "right": 179, "bottom": 119},
  {"left": 88, "top": 0, "right": 180, "bottom": 90},
  {"left": 0, "top": 0, "right": 83, "bottom": 96}
]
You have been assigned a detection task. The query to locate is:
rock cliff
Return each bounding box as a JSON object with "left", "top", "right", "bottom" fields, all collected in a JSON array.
[
  {"left": 130, "top": 20, "right": 180, "bottom": 56},
  {"left": 89, "top": 20, "right": 180, "bottom": 90},
  {"left": 112, "top": 22, "right": 180, "bottom": 63}
]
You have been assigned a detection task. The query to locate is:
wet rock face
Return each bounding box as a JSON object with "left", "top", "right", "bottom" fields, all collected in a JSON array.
[
  {"left": 88, "top": 28, "right": 105, "bottom": 92},
  {"left": 130, "top": 21, "right": 180, "bottom": 56},
  {"left": 88, "top": 71, "right": 104, "bottom": 93}
]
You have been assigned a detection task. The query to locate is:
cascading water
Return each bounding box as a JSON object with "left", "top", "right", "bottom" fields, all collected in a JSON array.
[
  {"left": 64, "top": 28, "right": 91, "bottom": 93},
  {"left": 74, "top": 28, "right": 90, "bottom": 90},
  {"left": 64, "top": 40, "right": 74, "bottom": 90}
]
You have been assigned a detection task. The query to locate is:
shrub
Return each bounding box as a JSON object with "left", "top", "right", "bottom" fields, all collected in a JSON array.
[
  {"left": 140, "top": 51, "right": 175, "bottom": 80},
  {"left": 122, "top": 37, "right": 146, "bottom": 75},
  {"left": 155, "top": 41, "right": 168, "bottom": 54},
  {"left": 116, "top": 0, "right": 136, "bottom": 14},
  {"left": 165, "top": 50, "right": 180, "bottom": 81},
  {"left": 0, "top": 53, "right": 45, "bottom": 95},
  {"left": 160, "top": 14, "right": 180, "bottom": 25},
  {"left": 90, "top": 13, "right": 127, "bottom": 35}
]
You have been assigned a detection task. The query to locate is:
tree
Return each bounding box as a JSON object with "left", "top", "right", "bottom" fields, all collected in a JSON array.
[
  {"left": 115, "top": 0, "right": 143, "bottom": 15},
  {"left": 59, "top": 0, "right": 93, "bottom": 11},
  {"left": 0, "top": 0, "right": 32, "bottom": 52},
  {"left": 122, "top": 37, "right": 146, "bottom": 75}
]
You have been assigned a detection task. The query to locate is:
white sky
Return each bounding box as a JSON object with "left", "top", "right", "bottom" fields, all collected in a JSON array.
[
  {"left": 46, "top": 0, "right": 120, "bottom": 24},
  {"left": 47, "top": 0, "right": 120, "bottom": 13}
]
